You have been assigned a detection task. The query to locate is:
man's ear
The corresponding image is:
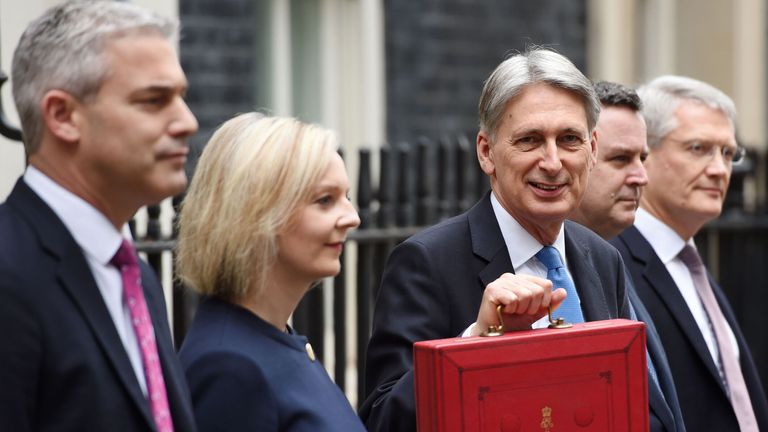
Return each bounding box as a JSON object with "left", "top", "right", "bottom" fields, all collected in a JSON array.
[
  {"left": 477, "top": 130, "right": 495, "bottom": 176},
  {"left": 40, "top": 89, "right": 81, "bottom": 144},
  {"left": 588, "top": 129, "right": 598, "bottom": 168}
]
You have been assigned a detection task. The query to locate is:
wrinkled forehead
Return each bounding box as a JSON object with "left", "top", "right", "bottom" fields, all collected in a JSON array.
[
  {"left": 500, "top": 83, "right": 591, "bottom": 134},
  {"left": 596, "top": 106, "right": 647, "bottom": 145}
]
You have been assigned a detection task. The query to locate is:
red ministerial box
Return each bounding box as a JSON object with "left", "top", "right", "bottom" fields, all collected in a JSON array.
[{"left": 414, "top": 319, "right": 648, "bottom": 432}]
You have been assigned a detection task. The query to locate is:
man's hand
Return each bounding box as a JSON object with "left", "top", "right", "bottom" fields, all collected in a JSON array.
[{"left": 470, "top": 273, "right": 567, "bottom": 336}]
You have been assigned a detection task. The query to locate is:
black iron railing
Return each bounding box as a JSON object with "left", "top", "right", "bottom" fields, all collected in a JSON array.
[{"left": 0, "top": 71, "right": 22, "bottom": 141}]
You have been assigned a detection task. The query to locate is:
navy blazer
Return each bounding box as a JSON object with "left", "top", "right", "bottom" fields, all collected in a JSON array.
[
  {"left": 612, "top": 226, "right": 768, "bottom": 431},
  {"left": 359, "top": 194, "right": 631, "bottom": 432},
  {"left": 179, "top": 297, "right": 366, "bottom": 432},
  {"left": 0, "top": 179, "right": 196, "bottom": 432}
]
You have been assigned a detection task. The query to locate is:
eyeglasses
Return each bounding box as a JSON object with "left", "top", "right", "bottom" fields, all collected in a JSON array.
[{"left": 665, "top": 138, "right": 746, "bottom": 166}]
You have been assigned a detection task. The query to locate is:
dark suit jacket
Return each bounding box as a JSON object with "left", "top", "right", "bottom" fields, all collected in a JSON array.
[
  {"left": 628, "top": 283, "right": 686, "bottom": 431},
  {"left": 0, "top": 179, "right": 196, "bottom": 432},
  {"left": 613, "top": 226, "right": 768, "bottom": 432},
  {"left": 359, "top": 194, "right": 631, "bottom": 432}
]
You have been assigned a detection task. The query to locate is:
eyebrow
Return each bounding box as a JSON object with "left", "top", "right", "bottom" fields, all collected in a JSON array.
[
  {"left": 132, "top": 83, "right": 188, "bottom": 95},
  {"left": 671, "top": 136, "right": 736, "bottom": 145},
  {"left": 513, "top": 128, "right": 543, "bottom": 135},
  {"left": 604, "top": 144, "right": 643, "bottom": 154},
  {"left": 512, "top": 126, "right": 587, "bottom": 136},
  {"left": 561, "top": 127, "right": 586, "bottom": 135},
  {"left": 314, "top": 182, "right": 349, "bottom": 193}
]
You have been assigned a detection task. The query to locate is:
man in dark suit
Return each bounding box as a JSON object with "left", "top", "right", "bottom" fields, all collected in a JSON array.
[
  {"left": 0, "top": 2, "right": 199, "bottom": 431},
  {"left": 571, "top": 81, "right": 686, "bottom": 432},
  {"left": 359, "top": 49, "right": 631, "bottom": 432},
  {"left": 611, "top": 75, "right": 768, "bottom": 432}
]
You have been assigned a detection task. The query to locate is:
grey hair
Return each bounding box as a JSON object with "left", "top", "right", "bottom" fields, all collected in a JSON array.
[
  {"left": 637, "top": 75, "right": 736, "bottom": 148},
  {"left": 478, "top": 48, "right": 600, "bottom": 142},
  {"left": 11, "top": 0, "right": 178, "bottom": 153}
]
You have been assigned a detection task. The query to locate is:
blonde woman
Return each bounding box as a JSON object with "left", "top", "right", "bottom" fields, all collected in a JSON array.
[{"left": 176, "top": 113, "right": 363, "bottom": 431}]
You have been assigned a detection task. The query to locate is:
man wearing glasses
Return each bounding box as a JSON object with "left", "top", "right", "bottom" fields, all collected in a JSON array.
[{"left": 611, "top": 75, "right": 768, "bottom": 432}]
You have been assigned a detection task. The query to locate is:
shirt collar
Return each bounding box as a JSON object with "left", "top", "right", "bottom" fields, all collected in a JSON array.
[
  {"left": 634, "top": 207, "right": 695, "bottom": 263},
  {"left": 490, "top": 191, "right": 566, "bottom": 270},
  {"left": 24, "top": 166, "right": 130, "bottom": 265}
]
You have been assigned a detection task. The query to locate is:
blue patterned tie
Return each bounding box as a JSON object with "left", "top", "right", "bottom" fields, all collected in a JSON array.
[{"left": 535, "top": 246, "right": 584, "bottom": 324}]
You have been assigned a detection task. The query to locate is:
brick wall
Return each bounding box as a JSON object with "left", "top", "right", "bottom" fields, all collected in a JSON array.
[
  {"left": 384, "top": 0, "right": 587, "bottom": 143},
  {"left": 178, "top": 0, "right": 588, "bottom": 161},
  {"left": 179, "top": 0, "right": 259, "bottom": 175}
]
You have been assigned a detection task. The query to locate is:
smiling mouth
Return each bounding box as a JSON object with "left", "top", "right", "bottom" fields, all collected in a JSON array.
[{"left": 530, "top": 182, "right": 564, "bottom": 191}]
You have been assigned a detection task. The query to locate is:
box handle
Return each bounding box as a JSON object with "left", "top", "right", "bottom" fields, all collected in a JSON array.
[{"left": 481, "top": 304, "right": 573, "bottom": 336}]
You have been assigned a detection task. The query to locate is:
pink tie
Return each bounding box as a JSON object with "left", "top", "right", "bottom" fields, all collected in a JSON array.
[
  {"left": 111, "top": 240, "right": 175, "bottom": 432},
  {"left": 678, "top": 244, "right": 758, "bottom": 432}
]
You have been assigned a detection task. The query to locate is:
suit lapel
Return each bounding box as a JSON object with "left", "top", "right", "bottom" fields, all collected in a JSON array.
[
  {"left": 58, "top": 256, "right": 156, "bottom": 428},
  {"left": 629, "top": 286, "right": 678, "bottom": 431},
  {"left": 9, "top": 180, "right": 156, "bottom": 429},
  {"left": 564, "top": 225, "right": 610, "bottom": 321},
  {"left": 647, "top": 375, "right": 676, "bottom": 431},
  {"left": 478, "top": 250, "right": 514, "bottom": 289},
  {"left": 468, "top": 193, "right": 515, "bottom": 288},
  {"left": 621, "top": 226, "right": 726, "bottom": 394}
]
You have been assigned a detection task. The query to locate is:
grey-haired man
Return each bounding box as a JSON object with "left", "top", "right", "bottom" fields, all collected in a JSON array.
[{"left": 0, "top": 2, "right": 198, "bottom": 430}]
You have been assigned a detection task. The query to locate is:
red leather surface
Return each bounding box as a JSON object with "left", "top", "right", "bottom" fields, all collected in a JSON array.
[{"left": 414, "top": 319, "right": 648, "bottom": 432}]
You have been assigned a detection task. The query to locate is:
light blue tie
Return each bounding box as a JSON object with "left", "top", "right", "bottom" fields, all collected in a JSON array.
[{"left": 535, "top": 246, "right": 584, "bottom": 324}]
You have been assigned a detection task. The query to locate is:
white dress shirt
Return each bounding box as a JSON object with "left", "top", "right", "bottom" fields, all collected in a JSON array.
[
  {"left": 464, "top": 192, "right": 578, "bottom": 336},
  {"left": 634, "top": 207, "right": 739, "bottom": 370},
  {"left": 24, "top": 166, "right": 148, "bottom": 395}
]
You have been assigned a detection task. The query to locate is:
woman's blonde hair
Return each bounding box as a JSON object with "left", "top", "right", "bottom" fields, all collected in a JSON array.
[{"left": 176, "top": 113, "right": 339, "bottom": 301}]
